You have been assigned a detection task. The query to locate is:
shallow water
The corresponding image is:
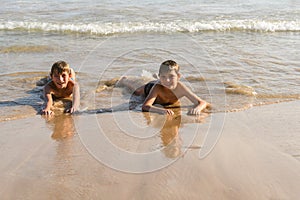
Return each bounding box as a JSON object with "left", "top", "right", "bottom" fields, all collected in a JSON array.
[{"left": 0, "top": 0, "right": 299, "bottom": 121}]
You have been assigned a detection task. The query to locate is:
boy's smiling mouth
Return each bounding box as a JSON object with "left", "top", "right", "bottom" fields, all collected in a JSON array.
[
  {"left": 164, "top": 83, "right": 176, "bottom": 89},
  {"left": 55, "top": 81, "right": 67, "bottom": 88}
]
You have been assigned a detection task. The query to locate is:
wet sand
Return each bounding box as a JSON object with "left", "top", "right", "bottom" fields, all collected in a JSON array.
[{"left": 0, "top": 101, "right": 300, "bottom": 199}]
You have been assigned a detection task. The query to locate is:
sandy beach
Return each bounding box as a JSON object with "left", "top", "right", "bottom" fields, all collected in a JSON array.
[
  {"left": 1, "top": 0, "right": 299, "bottom": 199},
  {"left": 0, "top": 100, "right": 299, "bottom": 200}
]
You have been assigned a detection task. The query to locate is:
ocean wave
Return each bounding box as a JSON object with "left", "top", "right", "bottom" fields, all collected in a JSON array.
[
  {"left": 1, "top": 20, "right": 299, "bottom": 35},
  {"left": 224, "top": 82, "right": 257, "bottom": 96}
]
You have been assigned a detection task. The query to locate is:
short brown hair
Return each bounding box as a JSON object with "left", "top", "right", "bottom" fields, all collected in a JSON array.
[
  {"left": 159, "top": 60, "right": 180, "bottom": 75},
  {"left": 50, "top": 61, "right": 70, "bottom": 76}
]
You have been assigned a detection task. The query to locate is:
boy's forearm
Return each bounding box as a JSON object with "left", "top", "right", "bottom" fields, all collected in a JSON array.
[
  {"left": 42, "top": 97, "right": 53, "bottom": 115},
  {"left": 43, "top": 93, "right": 53, "bottom": 110},
  {"left": 72, "top": 83, "right": 80, "bottom": 110},
  {"left": 44, "top": 102, "right": 52, "bottom": 111},
  {"left": 142, "top": 105, "right": 167, "bottom": 114}
]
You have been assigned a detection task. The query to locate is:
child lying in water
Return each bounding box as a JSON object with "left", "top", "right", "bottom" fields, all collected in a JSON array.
[
  {"left": 42, "top": 60, "right": 80, "bottom": 115},
  {"left": 120, "top": 60, "right": 207, "bottom": 115}
]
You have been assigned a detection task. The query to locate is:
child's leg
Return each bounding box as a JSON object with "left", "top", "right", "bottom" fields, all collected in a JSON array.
[
  {"left": 117, "top": 76, "right": 145, "bottom": 96},
  {"left": 133, "top": 85, "right": 145, "bottom": 96}
]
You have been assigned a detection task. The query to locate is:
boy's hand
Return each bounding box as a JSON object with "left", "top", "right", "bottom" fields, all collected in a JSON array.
[
  {"left": 66, "top": 107, "right": 78, "bottom": 114},
  {"left": 42, "top": 108, "right": 53, "bottom": 115},
  {"left": 164, "top": 109, "right": 174, "bottom": 115},
  {"left": 188, "top": 107, "right": 202, "bottom": 115}
]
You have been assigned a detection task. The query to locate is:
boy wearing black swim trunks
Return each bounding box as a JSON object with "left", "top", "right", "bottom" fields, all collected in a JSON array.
[{"left": 141, "top": 60, "right": 207, "bottom": 115}]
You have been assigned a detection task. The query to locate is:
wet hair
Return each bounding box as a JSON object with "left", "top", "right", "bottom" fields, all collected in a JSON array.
[
  {"left": 158, "top": 60, "right": 180, "bottom": 75},
  {"left": 50, "top": 61, "right": 70, "bottom": 76}
]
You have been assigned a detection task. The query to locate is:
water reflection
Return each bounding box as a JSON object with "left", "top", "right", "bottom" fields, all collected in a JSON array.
[
  {"left": 42, "top": 113, "right": 79, "bottom": 189},
  {"left": 143, "top": 108, "right": 209, "bottom": 159},
  {"left": 160, "top": 114, "right": 182, "bottom": 158},
  {"left": 142, "top": 110, "right": 182, "bottom": 158},
  {"left": 43, "top": 113, "right": 76, "bottom": 140}
]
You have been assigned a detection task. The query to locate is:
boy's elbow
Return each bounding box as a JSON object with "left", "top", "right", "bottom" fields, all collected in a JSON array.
[{"left": 142, "top": 104, "right": 150, "bottom": 112}]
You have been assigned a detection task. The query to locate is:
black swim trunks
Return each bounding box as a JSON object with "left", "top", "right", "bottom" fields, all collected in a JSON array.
[{"left": 144, "top": 81, "right": 157, "bottom": 97}]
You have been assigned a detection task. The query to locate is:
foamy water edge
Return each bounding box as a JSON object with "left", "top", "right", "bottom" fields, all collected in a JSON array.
[{"left": 1, "top": 20, "right": 299, "bottom": 35}]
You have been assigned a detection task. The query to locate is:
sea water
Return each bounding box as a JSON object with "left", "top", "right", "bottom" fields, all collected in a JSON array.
[{"left": 0, "top": 0, "right": 299, "bottom": 121}]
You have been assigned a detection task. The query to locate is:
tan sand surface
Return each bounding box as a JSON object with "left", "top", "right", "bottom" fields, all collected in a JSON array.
[{"left": 0, "top": 101, "right": 300, "bottom": 200}]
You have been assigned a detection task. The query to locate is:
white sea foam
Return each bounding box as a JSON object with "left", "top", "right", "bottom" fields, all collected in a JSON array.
[{"left": 1, "top": 20, "right": 299, "bottom": 35}]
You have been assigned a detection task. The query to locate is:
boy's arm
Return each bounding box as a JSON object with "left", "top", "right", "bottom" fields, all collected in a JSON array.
[
  {"left": 142, "top": 86, "right": 174, "bottom": 115},
  {"left": 179, "top": 83, "right": 207, "bottom": 115},
  {"left": 69, "top": 82, "right": 80, "bottom": 113},
  {"left": 42, "top": 85, "right": 54, "bottom": 115}
]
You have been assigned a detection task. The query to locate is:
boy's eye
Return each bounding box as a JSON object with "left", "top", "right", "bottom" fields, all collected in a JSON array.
[{"left": 165, "top": 75, "right": 176, "bottom": 80}]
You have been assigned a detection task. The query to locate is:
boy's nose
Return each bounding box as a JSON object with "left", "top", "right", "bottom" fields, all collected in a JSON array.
[{"left": 59, "top": 76, "right": 64, "bottom": 82}]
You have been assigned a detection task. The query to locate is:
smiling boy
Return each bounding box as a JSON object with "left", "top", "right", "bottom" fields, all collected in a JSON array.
[
  {"left": 141, "top": 60, "right": 207, "bottom": 115},
  {"left": 42, "top": 61, "right": 80, "bottom": 115}
]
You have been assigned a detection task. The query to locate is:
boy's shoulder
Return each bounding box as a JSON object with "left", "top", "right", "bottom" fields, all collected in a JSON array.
[
  {"left": 174, "top": 81, "right": 191, "bottom": 94},
  {"left": 43, "top": 80, "right": 55, "bottom": 92},
  {"left": 152, "top": 82, "right": 164, "bottom": 90},
  {"left": 177, "top": 81, "right": 188, "bottom": 88},
  {"left": 44, "top": 80, "right": 53, "bottom": 88}
]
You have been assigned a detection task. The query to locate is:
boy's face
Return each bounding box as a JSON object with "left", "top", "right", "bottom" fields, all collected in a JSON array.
[
  {"left": 51, "top": 70, "right": 70, "bottom": 89},
  {"left": 159, "top": 70, "right": 179, "bottom": 90}
]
